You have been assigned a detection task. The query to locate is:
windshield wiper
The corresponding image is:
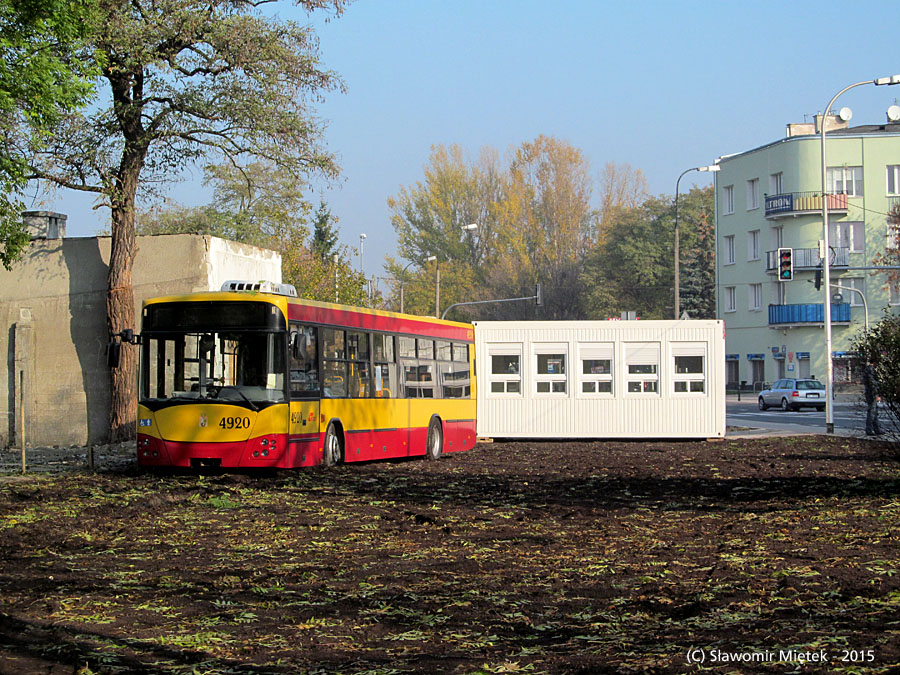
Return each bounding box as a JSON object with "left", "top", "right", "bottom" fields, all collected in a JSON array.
[{"left": 232, "top": 387, "right": 259, "bottom": 412}]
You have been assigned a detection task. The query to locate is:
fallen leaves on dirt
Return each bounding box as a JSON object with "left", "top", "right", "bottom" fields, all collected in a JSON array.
[{"left": 0, "top": 436, "right": 898, "bottom": 674}]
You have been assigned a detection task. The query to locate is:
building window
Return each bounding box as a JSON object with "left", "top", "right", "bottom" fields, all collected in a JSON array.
[
  {"left": 887, "top": 221, "right": 900, "bottom": 250},
  {"left": 772, "top": 281, "right": 785, "bottom": 305},
  {"left": 625, "top": 343, "right": 659, "bottom": 394},
  {"left": 723, "top": 235, "right": 735, "bottom": 265},
  {"left": 578, "top": 343, "right": 613, "bottom": 395},
  {"left": 534, "top": 343, "right": 567, "bottom": 395},
  {"left": 748, "top": 283, "right": 762, "bottom": 311},
  {"left": 724, "top": 286, "right": 736, "bottom": 313},
  {"left": 746, "top": 178, "right": 760, "bottom": 210},
  {"left": 829, "top": 220, "right": 864, "bottom": 253},
  {"left": 890, "top": 282, "right": 900, "bottom": 305},
  {"left": 488, "top": 344, "right": 522, "bottom": 395},
  {"left": 747, "top": 230, "right": 760, "bottom": 261},
  {"left": 672, "top": 343, "right": 706, "bottom": 394},
  {"left": 770, "top": 172, "right": 783, "bottom": 195},
  {"left": 772, "top": 225, "right": 783, "bottom": 249},
  {"left": 840, "top": 277, "right": 864, "bottom": 306},
  {"left": 723, "top": 185, "right": 734, "bottom": 214},
  {"left": 888, "top": 165, "right": 900, "bottom": 195},
  {"left": 827, "top": 166, "right": 863, "bottom": 196}
]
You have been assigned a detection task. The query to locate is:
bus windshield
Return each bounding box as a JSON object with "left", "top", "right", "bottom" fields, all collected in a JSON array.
[{"left": 141, "top": 330, "right": 286, "bottom": 406}]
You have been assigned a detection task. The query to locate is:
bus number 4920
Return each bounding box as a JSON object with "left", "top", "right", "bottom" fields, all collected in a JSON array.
[{"left": 219, "top": 416, "right": 251, "bottom": 430}]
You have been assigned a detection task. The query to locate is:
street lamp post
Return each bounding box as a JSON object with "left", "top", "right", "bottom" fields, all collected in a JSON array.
[
  {"left": 674, "top": 164, "right": 720, "bottom": 319},
  {"left": 461, "top": 222, "right": 479, "bottom": 267},
  {"left": 358, "top": 233, "right": 366, "bottom": 274},
  {"left": 434, "top": 257, "right": 440, "bottom": 318},
  {"left": 820, "top": 74, "right": 900, "bottom": 434},
  {"left": 333, "top": 253, "right": 339, "bottom": 302}
]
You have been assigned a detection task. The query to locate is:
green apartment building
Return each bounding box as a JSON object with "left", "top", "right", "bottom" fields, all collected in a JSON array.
[{"left": 716, "top": 112, "right": 900, "bottom": 391}]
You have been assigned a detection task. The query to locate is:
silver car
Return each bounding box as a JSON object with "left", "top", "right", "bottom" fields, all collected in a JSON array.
[{"left": 758, "top": 378, "right": 826, "bottom": 411}]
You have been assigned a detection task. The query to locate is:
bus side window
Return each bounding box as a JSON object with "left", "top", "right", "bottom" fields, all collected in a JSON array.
[
  {"left": 289, "top": 323, "right": 319, "bottom": 397},
  {"left": 346, "top": 331, "right": 371, "bottom": 398},
  {"left": 373, "top": 334, "right": 395, "bottom": 398}
]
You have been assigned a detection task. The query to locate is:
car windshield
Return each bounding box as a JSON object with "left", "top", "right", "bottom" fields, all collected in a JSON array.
[
  {"left": 797, "top": 380, "right": 825, "bottom": 390},
  {"left": 141, "top": 330, "right": 286, "bottom": 404}
]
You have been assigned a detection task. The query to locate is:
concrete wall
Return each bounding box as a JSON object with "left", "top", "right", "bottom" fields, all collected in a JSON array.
[{"left": 0, "top": 233, "right": 281, "bottom": 447}]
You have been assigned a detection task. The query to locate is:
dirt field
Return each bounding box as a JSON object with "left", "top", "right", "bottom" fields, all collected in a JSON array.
[{"left": 0, "top": 436, "right": 898, "bottom": 674}]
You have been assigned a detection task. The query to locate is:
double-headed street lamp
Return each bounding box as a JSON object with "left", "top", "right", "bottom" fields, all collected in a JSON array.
[
  {"left": 820, "top": 74, "right": 900, "bottom": 433},
  {"left": 674, "top": 164, "right": 719, "bottom": 319},
  {"left": 400, "top": 224, "right": 478, "bottom": 316}
]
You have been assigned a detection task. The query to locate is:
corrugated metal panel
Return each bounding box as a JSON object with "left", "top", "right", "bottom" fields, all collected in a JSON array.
[{"left": 474, "top": 320, "right": 726, "bottom": 439}]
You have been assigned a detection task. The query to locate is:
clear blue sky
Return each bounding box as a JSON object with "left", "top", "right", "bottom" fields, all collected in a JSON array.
[{"left": 41, "top": 0, "right": 900, "bottom": 290}]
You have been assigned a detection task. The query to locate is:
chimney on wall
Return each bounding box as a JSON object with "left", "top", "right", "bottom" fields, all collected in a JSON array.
[
  {"left": 786, "top": 112, "right": 851, "bottom": 138},
  {"left": 22, "top": 211, "right": 67, "bottom": 239}
]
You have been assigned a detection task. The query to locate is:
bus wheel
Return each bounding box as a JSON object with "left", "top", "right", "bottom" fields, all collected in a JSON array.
[
  {"left": 426, "top": 417, "right": 443, "bottom": 460},
  {"left": 324, "top": 422, "right": 343, "bottom": 466}
]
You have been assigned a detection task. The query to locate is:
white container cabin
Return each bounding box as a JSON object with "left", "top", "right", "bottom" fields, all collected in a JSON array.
[{"left": 474, "top": 320, "right": 726, "bottom": 439}]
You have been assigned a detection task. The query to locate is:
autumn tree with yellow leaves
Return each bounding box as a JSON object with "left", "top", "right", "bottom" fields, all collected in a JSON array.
[{"left": 387, "top": 136, "right": 598, "bottom": 320}]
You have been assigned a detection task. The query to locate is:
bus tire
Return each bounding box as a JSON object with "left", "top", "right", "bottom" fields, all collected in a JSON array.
[
  {"left": 426, "top": 417, "right": 443, "bottom": 460},
  {"left": 324, "top": 421, "right": 343, "bottom": 466}
]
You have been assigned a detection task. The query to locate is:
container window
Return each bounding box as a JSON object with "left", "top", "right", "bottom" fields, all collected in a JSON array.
[
  {"left": 578, "top": 342, "right": 613, "bottom": 397},
  {"left": 625, "top": 342, "right": 659, "bottom": 395},
  {"left": 672, "top": 343, "right": 706, "bottom": 395},
  {"left": 534, "top": 343, "right": 568, "bottom": 396},
  {"left": 487, "top": 344, "right": 522, "bottom": 396}
]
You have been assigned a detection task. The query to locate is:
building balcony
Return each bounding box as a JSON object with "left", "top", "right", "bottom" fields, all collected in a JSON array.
[
  {"left": 765, "top": 246, "right": 849, "bottom": 272},
  {"left": 765, "top": 191, "right": 849, "bottom": 219},
  {"left": 768, "top": 302, "right": 850, "bottom": 327}
]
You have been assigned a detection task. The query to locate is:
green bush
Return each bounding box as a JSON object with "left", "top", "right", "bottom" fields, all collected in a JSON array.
[{"left": 851, "top": 311, "right": 900, "bottom": 440}]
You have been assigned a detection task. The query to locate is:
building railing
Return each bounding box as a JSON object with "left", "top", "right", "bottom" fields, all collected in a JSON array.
[
  {"left": 768, "top": 302, "right": 851, "bottom": 325},
  {"left": 765, "top": 246, "right": 849, "bottom": 271},
  {"left": 765, "top": 191, "right": 849, "bottom": 218}
]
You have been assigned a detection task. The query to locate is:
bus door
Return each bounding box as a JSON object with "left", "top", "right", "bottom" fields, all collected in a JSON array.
[{"left": 289, "top": 324, "right": 320, "bottom": 465}]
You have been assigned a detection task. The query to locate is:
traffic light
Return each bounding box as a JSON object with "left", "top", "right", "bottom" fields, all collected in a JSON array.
[
  {"left": 777, "top": 247, "right": 793, "bottom": 281},
  {"left": 814, "top": 268, "right": 822, "bottom": 291}
]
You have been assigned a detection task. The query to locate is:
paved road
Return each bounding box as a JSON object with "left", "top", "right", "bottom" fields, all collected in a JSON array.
[{"left": 726, "top": 396, "right": 884, "bottom": 438}]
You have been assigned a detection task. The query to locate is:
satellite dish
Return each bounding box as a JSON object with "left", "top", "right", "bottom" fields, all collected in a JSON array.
[
  {"left": 838, "top": 107, "right": 852, "bottom": 122},
  {"left": 888, "top": 105, "right": 900, "bottom": 122}
]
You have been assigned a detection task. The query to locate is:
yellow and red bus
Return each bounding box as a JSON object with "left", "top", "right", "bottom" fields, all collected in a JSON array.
[{"left": 136, "top": 281, "right": 476, "bottom": 468}]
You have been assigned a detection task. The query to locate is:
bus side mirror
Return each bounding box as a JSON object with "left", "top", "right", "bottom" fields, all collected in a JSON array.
[
  {"left": 107, "top": 329, "right": 140, "bottom": 368},
  {"left": 199, "top": 334, "right": 215, "bottom": 353},
  {"left": 107, "top": 341, "right": 121, "bottom": 369}
]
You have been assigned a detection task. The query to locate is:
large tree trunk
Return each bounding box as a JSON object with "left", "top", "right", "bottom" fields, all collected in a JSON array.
[
  {"left": 107, "top": 198, "right": 137, "bottom": 442},
  {"left": 106, "top": 133, "right": 143, "bottom": 442}
]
